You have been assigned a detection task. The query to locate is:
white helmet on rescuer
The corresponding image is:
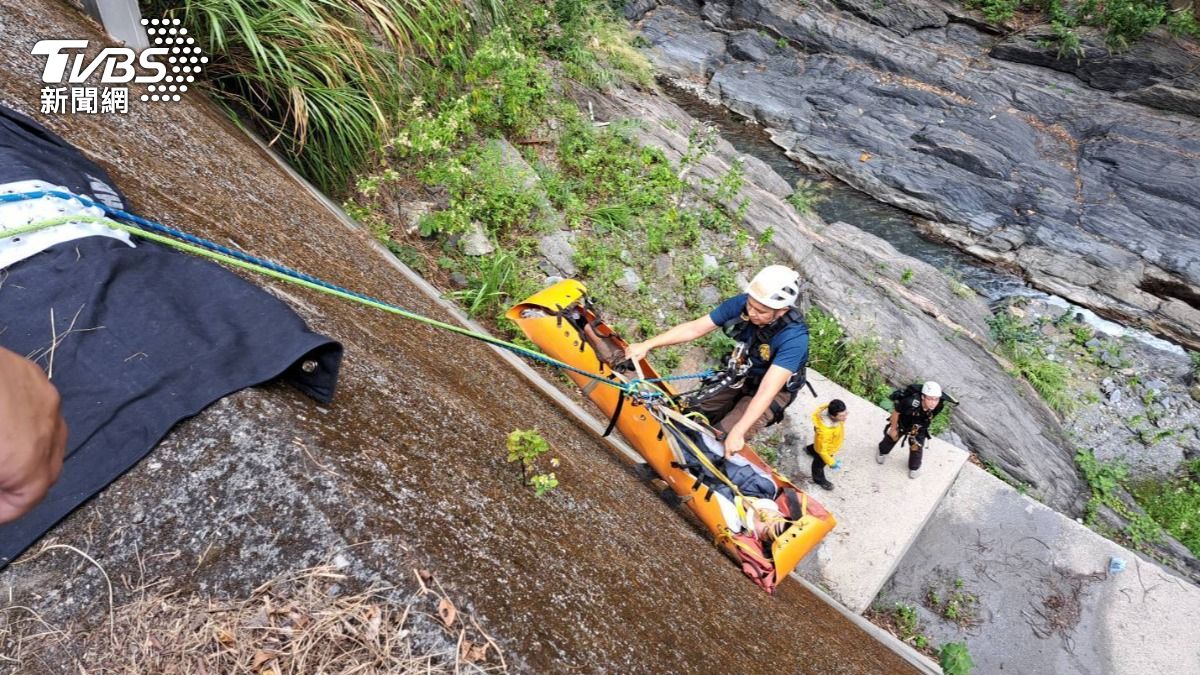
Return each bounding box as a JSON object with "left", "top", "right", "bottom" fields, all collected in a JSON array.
[
  {"left": 746, "top": 265, "right": 801, "bottom": 310},
  {"left": 922, "top": 381, "right": 942, "bottom": 398}
]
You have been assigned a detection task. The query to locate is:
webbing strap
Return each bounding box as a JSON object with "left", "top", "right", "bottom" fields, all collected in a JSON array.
[
  {"left": 603, "top": 391, "right": 625, "bottom": 437},
  {"left": 656, "top": 414, "right": 747, "bottom": 523}
]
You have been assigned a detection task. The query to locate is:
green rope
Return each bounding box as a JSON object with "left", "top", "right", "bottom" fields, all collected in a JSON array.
[{"left": 2, "top": 215, "right": 670, "bottom": 399}]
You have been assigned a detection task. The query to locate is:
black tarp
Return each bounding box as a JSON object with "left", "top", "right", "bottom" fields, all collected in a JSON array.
[
  {"left": 0, "top": 107, "right": 343, "bottom": 568},
  {"left": 0, "top": 106, "right": 127, "bottom": 210}
]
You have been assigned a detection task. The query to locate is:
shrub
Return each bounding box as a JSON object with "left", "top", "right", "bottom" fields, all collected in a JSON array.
[
  {"left": 988, "top": 311, "right": 1071, "bottom": 414},
  {"left": 964, "top": 0, "right": 1021, "bottom": 22},
  {"left": 940, "top": 642, "right": 975, "bottom": 675},
  {"left": 419, "top": 143, "right": 544, "bottom": 238},
  {"left": 805, "top": 307, "right": 891, "bottom": 400},
  {"left": 962, "top": 0, "right": 1196, "bottom": 50},
  {"left": 447, "top": 251, "right": 523, "bottom": 318},
  {"left": 1099, "top": 0, "right": 1168, "bottom": 48},
  {"left": 463, "top": 28, "right": 553, "bottom": 137},
  {"left": 506, "top": 429, "right": 561, "bottom": 496},
  {"left": 529, "top": 472, "right": 559, "bottom": 497},
  {"left": 786, "top": 178, "right": 824, "bottom": 214},
  {"left": 1133, "top": 460, "right": 1200, "bottom": 556},
  {"left": 151, "top": 0, "right": 486, "bottom": 192}
]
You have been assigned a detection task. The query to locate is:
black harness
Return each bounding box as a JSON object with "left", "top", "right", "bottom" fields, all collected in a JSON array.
[
  {"left": 679, "top": 307, "right": 812, "bottom": 424},
  {"left": 719, "top": 307, "right": 808, "bottom": 393}
]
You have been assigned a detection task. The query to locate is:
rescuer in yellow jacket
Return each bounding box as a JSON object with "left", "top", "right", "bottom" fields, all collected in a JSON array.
[{"left": 806, "top": 399, "right": 847, "bottom": 491}]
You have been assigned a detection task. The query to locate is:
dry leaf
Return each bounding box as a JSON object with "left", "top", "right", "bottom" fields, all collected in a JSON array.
[
  {"left": 417, "top": 569, "right": 434, "bottom": 582},
  {"left": 216, "top": 628, "right": 236, "bottom": 646},
  {"left": 437, "top": 598, "right": 457, "bottom": 627},
  {"left": 859, "top": 152, "right": 871, "bottom": 162},
  {"left": 460, "top": 640, "right": 488, "bottom": 663},
  {"left": 251, "top": 650, "right": 277, "bottom": 671}
]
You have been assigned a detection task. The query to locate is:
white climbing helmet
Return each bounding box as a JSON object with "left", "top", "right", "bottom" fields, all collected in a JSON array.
[
  {"left": 746, "top": 265, "right": 801, "bottom": 309},
  {"left": 922, "top": 381, "right": 942, "bottom": 398}
]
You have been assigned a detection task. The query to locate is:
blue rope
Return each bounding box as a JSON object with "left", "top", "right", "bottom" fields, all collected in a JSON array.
[
  {"left": 637, "top": 371, "right": 714, "bottom": 383},
  {"left": 1, "top": 190, "right": 714, "bottom": 397}
]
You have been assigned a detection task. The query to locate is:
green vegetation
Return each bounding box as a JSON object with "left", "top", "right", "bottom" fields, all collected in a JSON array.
[
  {"left": 1069, "top": 323, "right": 1094, "bottom": 347},
  {"left": 529, "top": 471, "right": 560, "bottom": 497},
  {"left": 963, "top": 0, "right": 1199, "bottom": 50},
  {"left": 148, "top": 0, "right": 491, "bottom": 192},
  {"left": 339, "top": 0, "right": 788, "bottom": 382},
  {"left": 900, "top": 268, "right": 915, "bottom": 285},
  {"left": 940, "top": 642, "right": 976, "bottom": 675},
  {"left": 519, "top": 0, "right": 653, "bottom": 89},
  {"left": 1133, "top": 460, "right": 1200, "bottom": 556},
  {"left": 1189, "top": 350, "right": 1200, "bottom": 380},
  {"left": 1076, "top": 449, "right": 1165, "bottom": 551},
  {"left": 446, "top": 251, "right": 540, "bottom": 319},
  {"left": 988, "top": 310, "right": 1072, "bottom": 414},
  {"left": 929, "top": 405, "right": 953, "bottom": 437},
  {"left": 926, "top": 577, "right": 979, "bottom": 626},
  {"left": 892, "top": 603, "right": 930, "bottom": 649},
  {"left": 786, "top": 178, "right": 824, "bottom": 215},
  {"left": 507, "top": 428, "right": 550, "bottom": 471},
  {"left": 943, "top": 269, "right": 975, "bottom": 300},
  {"left": 805, "top": 307, "right": 892, "bottom": 403},
  {"left": 758, "top": 227, "right": 776, "bottom": 247},
  {"left": 506, "top": 428, "right": 559, "bottom": 495},
  {"left": 965, "top": 0, "right": 1020, "bottom": 22}
]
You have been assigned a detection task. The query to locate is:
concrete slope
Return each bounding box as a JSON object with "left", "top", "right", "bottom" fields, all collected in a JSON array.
[
  {"left": 879, "top": 464, "right": 1200, "bottom": 674},
  {"left": 0, "top": 1, "right": 916, "bottom": 672}
]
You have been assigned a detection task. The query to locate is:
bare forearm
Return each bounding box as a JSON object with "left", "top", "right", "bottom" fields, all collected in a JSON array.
[{"left": 644, "top": 317, "right": 713, "bottom": 350}]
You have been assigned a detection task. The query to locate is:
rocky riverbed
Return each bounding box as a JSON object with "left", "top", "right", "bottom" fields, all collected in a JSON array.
[
  {"left": 631, "top": 0, "right": 1200, "bottom": 350},
  {"left": 569, "top": 82, "right": 1086, "bottom": 511}
]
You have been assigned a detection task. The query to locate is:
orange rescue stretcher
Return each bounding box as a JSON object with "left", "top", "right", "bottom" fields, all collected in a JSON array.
[{"left": 507, "top": 280, "right": 835, "bottom": 592}]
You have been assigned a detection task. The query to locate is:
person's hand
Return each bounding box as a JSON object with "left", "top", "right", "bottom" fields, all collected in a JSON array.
[
  {"left": 888, "top": 424, "right": 899, "bottom": 441},
  {"left": 723, "top": 428, "right": 746, "bottom": 459},
  {"left": 0, "top": 348, "right": 67, "bottom": 524},
  {"left": 622, "top": 342, "right": 651, "bottom": 364},
  {"left": 830, "top": 459, "right": 842, "bottom": 471}
]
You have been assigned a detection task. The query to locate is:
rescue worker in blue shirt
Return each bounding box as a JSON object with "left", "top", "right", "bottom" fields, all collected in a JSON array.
[{"left": 624, "top": 265, "right": 809, "bottom": 459}]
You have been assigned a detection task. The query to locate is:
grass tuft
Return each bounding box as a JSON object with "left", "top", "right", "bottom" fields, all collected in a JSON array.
[{"left": 147, "top": 0, "right": 491, "bottom": 193}]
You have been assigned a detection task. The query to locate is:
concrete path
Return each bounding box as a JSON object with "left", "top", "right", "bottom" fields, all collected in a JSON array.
[
  {"left": 787, "top": 370, "right": 969, "bottom": 613},
  {"left": 878, "top": 463, "right": 1200, "bottom": 674}
]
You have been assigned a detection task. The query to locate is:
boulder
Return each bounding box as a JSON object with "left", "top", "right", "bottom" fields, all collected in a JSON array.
[
  {"left": 460, "top": 222, "right": 494, "bottom": 256},
  {"left": 636, "top": 1, "right": 1200, "bottom": 350},
  {"left": 617, "top": 266, "right": 643, "bottom": 293},
  {"left": 539, "top": 230, "right": 578, "bottom": 276}
]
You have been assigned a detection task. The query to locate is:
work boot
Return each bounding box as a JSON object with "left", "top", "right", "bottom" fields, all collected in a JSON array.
[
  {"left": 816, "top": 478, "right": 834, "bottom": 491},
  {"left": 909, "top": 469, "right": 920, "bottom": 479}
]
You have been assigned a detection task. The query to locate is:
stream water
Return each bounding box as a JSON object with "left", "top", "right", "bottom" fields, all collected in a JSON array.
[
  {"left": 664, "top": 83, "right": 1185, "bottom": 355},
  {"left": 664, "top": 82, "right": 1032, "bottom": 301}
]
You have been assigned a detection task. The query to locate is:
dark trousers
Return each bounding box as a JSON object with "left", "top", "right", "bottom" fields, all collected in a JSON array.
[
  {"left": 693, "top": 382, "right": 797, "bottom": 439},
  {"left": 878, "top": 423, "right": 929, "bottom": 470},
  {"left": 805, "top": 444, "right": 827, "bottom": 483}
]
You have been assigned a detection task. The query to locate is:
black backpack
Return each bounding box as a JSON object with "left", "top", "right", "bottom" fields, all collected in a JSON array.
[
  {"left": 888, "top": 383, "right": 959, "bottom": 406},
  {"left": 889, "top": 383, "right": 924, "bottom": 403}
]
